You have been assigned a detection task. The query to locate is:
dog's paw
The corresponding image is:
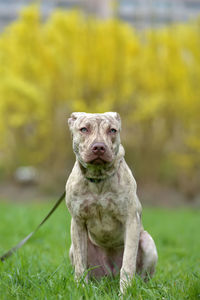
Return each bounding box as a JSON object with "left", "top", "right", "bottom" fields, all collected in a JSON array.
[{"left": 120, "top": 269, "right": 132, "bottom": 294}]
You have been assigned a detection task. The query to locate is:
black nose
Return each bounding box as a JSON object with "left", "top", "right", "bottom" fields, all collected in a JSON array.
[{"left": 92, "top": 143, "right": 106, "bottom": 156}]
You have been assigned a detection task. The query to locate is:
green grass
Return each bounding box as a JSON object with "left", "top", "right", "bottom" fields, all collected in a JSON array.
[{"left": 0, "top": 200, "right": 199, "bottom": 300}]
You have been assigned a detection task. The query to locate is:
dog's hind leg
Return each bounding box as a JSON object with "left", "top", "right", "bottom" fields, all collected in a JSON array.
[{"left": 136, "top": 230, "right": 158, "bottom": 280}]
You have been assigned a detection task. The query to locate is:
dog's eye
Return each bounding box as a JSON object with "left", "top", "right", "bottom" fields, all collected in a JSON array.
[
  {"left": 80, "top": 127, "right": 88, "bottom": 133},
  {"left": 109, "top": 128, "right": 117, "bottom": 134}
]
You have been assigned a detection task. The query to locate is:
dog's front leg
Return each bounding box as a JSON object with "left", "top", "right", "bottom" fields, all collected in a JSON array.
[
  {"left": 120, "top": 210, "right": 140, "bottom": 294},
  {"left": 71, "top": 217, "right": 88, "bottom": 282}
]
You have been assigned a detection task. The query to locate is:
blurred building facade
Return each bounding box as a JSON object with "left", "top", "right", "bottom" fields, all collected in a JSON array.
[
  {"left": 0, "top": 0, "right": 200, "bottom": 30},
  {"left": 118, "top": 0, "right": 200, "bottom": 28}
]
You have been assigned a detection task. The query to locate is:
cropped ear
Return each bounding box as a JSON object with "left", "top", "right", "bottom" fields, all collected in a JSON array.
[
  {"left": 68, "top": 112, "right": 87, "bottom": 129},
  {"left": 115, "top": 112, "right": 121, "bottom": 130},
  {"left": 105, "top": 112, "right": 121, "bottom": 122},
  {"left": 68, "top": 112, "right": 78, "bottom": 129},
  {"left": 114, "top": 112, "right": 121, "bottom": 122}
]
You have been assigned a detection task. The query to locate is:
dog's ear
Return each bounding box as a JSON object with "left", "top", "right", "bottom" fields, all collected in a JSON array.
[
  {"left": 115, "top": 113, "right": 121, "bottom": 130},
  {"left": 68, "top": 112, "right": 78, "bottom": 129},
  {"left": 68, "top": 112, "right": 87, "bottom": 129},
  {"left": 105, "top": 112, "right": 121, "bottom": 122},
  {"left": 114, "top": 112, "right": 121, "bottom": 122}
]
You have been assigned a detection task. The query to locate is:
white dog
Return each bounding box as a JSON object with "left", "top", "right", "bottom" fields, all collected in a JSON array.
[{"left": 65, "top": 112, "right": 158, "bottom": 293}]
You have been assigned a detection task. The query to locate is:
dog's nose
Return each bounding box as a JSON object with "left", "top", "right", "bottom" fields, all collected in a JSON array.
[{"left": 92, "top": 143, "right": 106, "bottom": 156}]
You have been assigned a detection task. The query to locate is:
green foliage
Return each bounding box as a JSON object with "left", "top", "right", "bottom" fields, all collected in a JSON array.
[
  {"left": 0, "top": 203, "right": 199, "bottom": 299},
  {"left": 0, "top": 6, "right": 199, "bottom": 194}
]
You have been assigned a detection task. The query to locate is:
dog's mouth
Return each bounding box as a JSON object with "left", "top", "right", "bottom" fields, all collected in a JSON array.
[
  {"left": 83, "top": 152, "right": 113, "bottom": 166},
  {"left": 90, "top": 158, "right": 107, "bottom": 165}
]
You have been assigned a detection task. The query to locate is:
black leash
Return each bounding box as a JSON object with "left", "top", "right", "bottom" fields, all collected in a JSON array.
[{"left": 0, "top": 191, "right": 66, "bottom": 262}]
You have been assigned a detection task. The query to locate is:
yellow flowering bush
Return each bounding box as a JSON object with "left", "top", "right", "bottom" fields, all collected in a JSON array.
[{"left": 0, "top": 6, "right": 199, "bottom": 196}]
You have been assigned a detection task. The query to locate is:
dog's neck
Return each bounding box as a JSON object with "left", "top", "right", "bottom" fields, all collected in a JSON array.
[
  {"left": 85, "top": 177, "right": 106, "bottom": 183},
  {"left": 77, "top": 144, "right": 125, "bottom": 182}
]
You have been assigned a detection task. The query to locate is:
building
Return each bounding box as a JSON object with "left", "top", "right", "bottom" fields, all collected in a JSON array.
[
  {"left": 118, "top": 0, "right": 200, "bottom": 29},
  {"left": 0, "top": 0, "right": 200, "bottom": 30}
]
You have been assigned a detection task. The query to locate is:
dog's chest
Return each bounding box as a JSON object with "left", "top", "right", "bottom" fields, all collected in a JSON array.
[
  {"left": 71, "top": 190, "right": 127, "bottom": 221},
  {"left": 78, "top": 193, "right": 126, "bottom": 247},
  {"left": 68, "top": 190, "right": 128, "bottom": 246}
]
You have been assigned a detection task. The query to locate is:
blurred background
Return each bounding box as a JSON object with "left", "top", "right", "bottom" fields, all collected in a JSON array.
[{"left": 0, "top": 0, "right": 200, "bottom": 207}]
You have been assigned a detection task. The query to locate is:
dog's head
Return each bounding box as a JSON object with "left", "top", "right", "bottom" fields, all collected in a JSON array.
[{"left": 68, "top": 112, "right": 122, "bottom": 168}]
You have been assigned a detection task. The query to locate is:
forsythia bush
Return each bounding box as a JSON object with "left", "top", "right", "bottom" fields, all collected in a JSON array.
[{"left": 0, "top": 6, "right": 199, "bottom": 196}]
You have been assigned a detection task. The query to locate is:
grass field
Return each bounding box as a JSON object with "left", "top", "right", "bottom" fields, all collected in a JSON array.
[{"left": 0, "top": 200, "right": 199, "bottom": 300}]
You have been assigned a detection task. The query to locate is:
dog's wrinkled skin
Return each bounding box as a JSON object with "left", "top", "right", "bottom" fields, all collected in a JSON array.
[{"left": 65, "top": 112, "right": 158, "bottom": 294}]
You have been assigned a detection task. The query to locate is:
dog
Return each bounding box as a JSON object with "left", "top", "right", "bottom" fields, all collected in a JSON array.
[{"left": 65, "top": 112, "right": 158, "bottom": 293}]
